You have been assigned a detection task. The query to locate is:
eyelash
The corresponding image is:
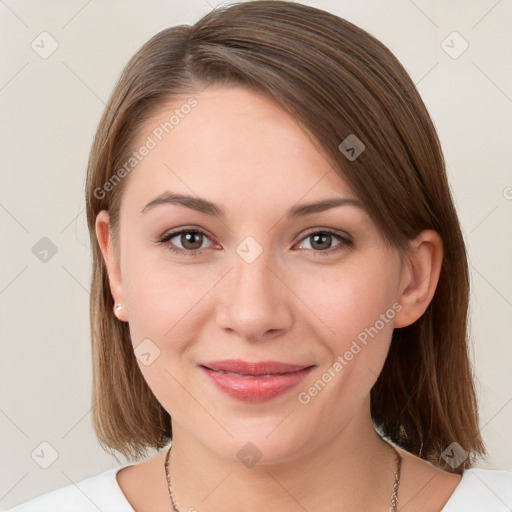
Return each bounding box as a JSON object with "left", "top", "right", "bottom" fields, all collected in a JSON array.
[{"left": 157, "top": 227, "right": 353, "bottom": 257}]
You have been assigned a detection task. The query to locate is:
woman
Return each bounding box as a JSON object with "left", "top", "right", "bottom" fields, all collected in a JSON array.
[{"left": 8, "top": 1, "right": 512, "bottom": 511}]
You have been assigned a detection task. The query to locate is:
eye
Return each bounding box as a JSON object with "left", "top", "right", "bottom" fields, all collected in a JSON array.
[
  {"left": 296, "top": 230, "right": 352, "bottom": 255},
  {"left": 158, "top": 228, "right": 216, "bottom": 256},
  {"left": 158, "top": 227, "right": 353, "bottom": 257}
]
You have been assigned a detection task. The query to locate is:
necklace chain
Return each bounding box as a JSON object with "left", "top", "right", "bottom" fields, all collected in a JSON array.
[
  {"left": 164, "top": 443, "right": 183, "bottom": 512},
  {"left": 164, "top": 441, "right": 402, "bottom": 512}
]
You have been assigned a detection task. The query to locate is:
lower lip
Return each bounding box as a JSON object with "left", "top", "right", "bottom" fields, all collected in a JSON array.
[{"left": 200, "top": 366, "right": 314, "bottom": 402}]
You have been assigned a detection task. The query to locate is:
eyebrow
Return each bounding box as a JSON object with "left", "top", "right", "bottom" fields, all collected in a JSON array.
[{"left": 141, "top": 192, "right": 364, "bottom": 220}]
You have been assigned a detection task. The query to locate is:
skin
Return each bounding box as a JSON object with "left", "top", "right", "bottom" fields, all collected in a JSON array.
[{"left": 96, "top": 85, "right": 461, "bottom": 511}]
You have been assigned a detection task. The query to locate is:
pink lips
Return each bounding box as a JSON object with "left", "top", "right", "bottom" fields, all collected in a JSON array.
[{"left": 199, "top": 359, "right": 315, "bottom": 402}]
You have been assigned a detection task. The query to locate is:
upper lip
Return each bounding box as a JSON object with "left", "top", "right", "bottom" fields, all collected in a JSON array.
[{"left": 200, "top": 359, "right": 314, "bottom": 375}]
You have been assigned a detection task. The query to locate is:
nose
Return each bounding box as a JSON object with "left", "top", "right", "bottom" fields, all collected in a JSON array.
[{"left": 216, "top": 249, "right": 294, "bottom": 342}]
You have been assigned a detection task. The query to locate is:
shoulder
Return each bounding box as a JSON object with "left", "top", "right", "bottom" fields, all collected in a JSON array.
[
  {"left": 394, "top": 446, "right": 511, "bottom": 512},
  {"left": 4, "top": 466, "right": 135, "bottom": 512},
  {"left": 441, "top": 468, "right": 512, "bottom": 511}
]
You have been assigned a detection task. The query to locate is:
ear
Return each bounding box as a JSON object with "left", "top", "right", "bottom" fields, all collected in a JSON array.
[
  {"left": 95, "top": 210, "right": 128, "bottom": 322},
  {"left": 394, "top": 229, "right": 443, "bottom": 328}
]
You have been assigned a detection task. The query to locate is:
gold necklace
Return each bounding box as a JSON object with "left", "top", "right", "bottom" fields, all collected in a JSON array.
[{"left": 164, "top": 441, "right": 402, "bottom": 511}]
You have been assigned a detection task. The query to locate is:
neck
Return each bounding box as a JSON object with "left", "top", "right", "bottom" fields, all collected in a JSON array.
[{"left": 166, "top": 397, "right": 399, "bottom": 512}]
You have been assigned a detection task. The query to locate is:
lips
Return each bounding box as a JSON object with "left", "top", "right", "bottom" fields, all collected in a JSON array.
[
  {"left": 199, "top": 359, "right": 316, "bottom": 402},
  {"left": 200, "top": 359, "right": 312, "bottom": 376}
]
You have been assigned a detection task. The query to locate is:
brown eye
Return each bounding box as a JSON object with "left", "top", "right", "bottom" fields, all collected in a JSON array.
[
  {"left": 297, "top": 230, "right": 353, "bottom": 255},
  {"left": 309, "top": 232, "right": 336, "bottom": 251},
  {"left": 177, "top": 231, "right": 204, "bottom": 250},
  {"left": 159, "top": 228, "right": 214, "bottom": 256}
]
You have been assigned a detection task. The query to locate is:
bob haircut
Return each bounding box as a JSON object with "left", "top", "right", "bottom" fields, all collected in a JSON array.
[{"left": 85, "top": 0, "right": 486, "bottom": 471}]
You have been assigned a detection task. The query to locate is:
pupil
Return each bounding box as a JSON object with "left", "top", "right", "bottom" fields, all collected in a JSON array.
[
  {"left": 312, "top": 233, "right": 331, "bottom": 250},
  {"left": 183, "top": 232, "right": 202, "bottom": 250}
]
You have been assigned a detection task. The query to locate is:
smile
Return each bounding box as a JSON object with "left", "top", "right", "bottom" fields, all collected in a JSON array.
[{"left": 198, "top": 360, "right": 316, "bottom": 402}]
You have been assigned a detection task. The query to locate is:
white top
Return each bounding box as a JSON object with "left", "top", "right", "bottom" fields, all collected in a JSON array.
[{"left": 5, "top": 465, "right": 512, "bottom": 511}]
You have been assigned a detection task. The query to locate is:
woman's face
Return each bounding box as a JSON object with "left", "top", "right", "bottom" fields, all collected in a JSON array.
[{"left": 99, "top": 85, "right": 407, "bottom": 463}]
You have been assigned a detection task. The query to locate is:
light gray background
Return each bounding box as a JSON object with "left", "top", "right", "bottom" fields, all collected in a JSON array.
[{"left": 1, "top": 0, "right": 511, "bottom": 509}]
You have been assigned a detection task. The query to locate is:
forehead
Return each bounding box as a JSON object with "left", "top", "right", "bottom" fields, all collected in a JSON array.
[{"left": 123, "top": 86, "right": 358, "bottom": 212}]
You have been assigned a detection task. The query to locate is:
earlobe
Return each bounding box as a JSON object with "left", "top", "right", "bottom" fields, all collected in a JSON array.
[
  {"left": 394, "top": 230, "right": 443, "bottom": 328},
  {"left": 95, "top": 210, "right": 127, "bottom": 321}
]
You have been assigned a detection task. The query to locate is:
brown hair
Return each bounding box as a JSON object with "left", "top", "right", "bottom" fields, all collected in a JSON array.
[{"left": 85, "top": 0, "right": 485, "bottom": 471}]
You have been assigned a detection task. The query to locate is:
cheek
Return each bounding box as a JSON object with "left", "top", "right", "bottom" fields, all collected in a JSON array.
[
  {"left": 121, "top": 260, "right": 206, "bottom": 412},
  {"left": 121, "top": 253, "right": 221, "bottom": 389},
  {"left": 294, "top": 264, "right": 399, "bottom": 424},
  {"left": 293, "top": 259, "right": 400, "bottom": 410},
  {"left": 296, "top": 260, "right": 399, "bottom": 349},
  {"left": 121, "top": 238, "right": 206, "bottom": 328}
]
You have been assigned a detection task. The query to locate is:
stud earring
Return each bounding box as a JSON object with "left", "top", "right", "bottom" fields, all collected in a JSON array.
[{"left": 113, "top": 304, "right": 125, "bottom": 315}]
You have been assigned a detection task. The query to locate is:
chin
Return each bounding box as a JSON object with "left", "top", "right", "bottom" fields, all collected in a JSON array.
[{"left": 203, "top": 427, "right": 314, "bottom": 467}]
